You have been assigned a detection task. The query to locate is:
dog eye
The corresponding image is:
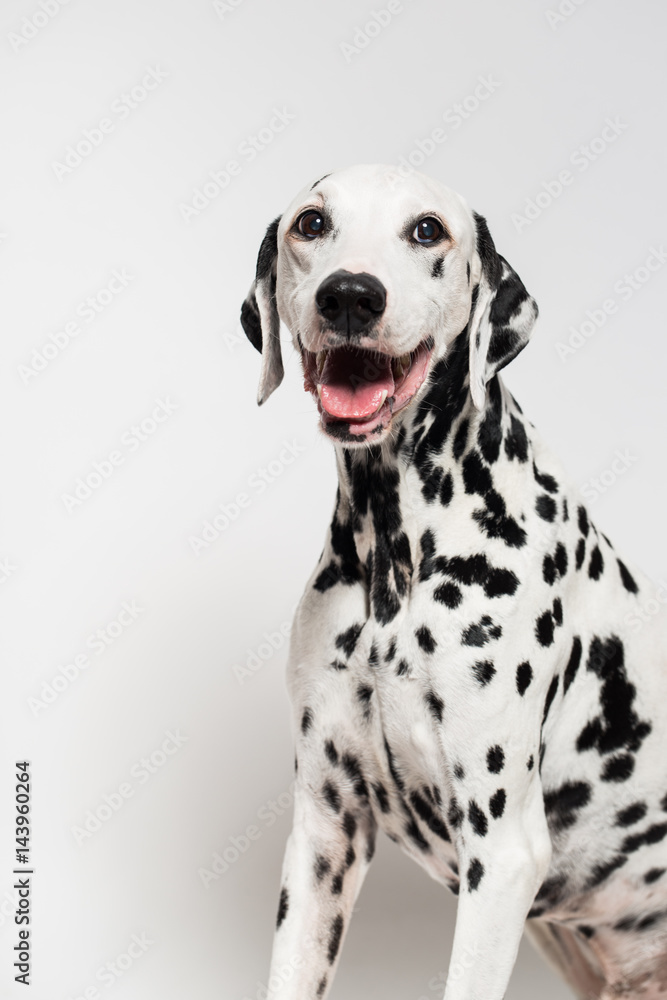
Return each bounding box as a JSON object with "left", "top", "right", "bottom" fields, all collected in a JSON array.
[
  {"left": 413, "top": 217, "right": 444, "bottom": 244},
  {"left": 296, "top": 211, "right": 325, "bottom": 239}
]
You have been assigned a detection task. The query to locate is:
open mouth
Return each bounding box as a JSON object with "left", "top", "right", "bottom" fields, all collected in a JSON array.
[{"left": 300, "top": 338, "right": 434, "bottom": 440}]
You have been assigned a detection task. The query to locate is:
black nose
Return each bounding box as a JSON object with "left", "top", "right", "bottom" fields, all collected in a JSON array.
[{"left": 315, "top": 270, "right": 386, "bottom": 336}]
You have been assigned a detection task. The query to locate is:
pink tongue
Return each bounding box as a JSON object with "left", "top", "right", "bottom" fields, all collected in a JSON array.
[{"left": 319, "top": 350, "right": 395, "bottom": 419}]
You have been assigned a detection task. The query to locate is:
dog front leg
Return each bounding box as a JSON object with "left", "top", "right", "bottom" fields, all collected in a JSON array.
[
  {"left": 265, "top": 779, "right": 376, "bottom": 1000},
  {"left": 441, "top": 794, "right": 551, "bottom": 1000}
]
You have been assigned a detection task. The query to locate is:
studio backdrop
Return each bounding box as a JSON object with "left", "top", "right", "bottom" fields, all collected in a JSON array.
[{"left": 2, "top": 0, "right": 666, "bottom": 997}]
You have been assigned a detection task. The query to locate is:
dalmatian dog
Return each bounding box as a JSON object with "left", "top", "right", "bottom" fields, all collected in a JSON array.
[{"left": 240, "top": 164, "right": 667, "bottom": 1000}]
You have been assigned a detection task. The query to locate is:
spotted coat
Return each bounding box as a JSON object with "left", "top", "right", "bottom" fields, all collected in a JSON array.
[{"left": 241, "top": 165, "right": 667, "bottom": 1000}]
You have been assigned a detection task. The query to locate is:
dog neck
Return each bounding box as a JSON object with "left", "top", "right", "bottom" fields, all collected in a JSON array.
[{"left": 316, "top": 329, "right": 528, "bottom": 624}]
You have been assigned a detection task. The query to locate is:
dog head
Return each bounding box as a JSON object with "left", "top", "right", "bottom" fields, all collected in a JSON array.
[{"left": 241, "top": 164, "right": 538, "bottom": 446}]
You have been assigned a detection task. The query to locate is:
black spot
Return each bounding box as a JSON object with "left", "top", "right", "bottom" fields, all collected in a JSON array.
[
  {"left": 431, "top": 255, "right": 445, "bottom": 279},
  {"left": 386, "top": 636, "right": 397, "bottom": 661},
  {"left": 368, "top": 643, "right": 379, "bottom": 668},
  {"left": 534, "top": 463, "right": 558, "bottom": 493},
  {"left": 453, "top": 763, "right": 465, "bottom": 780},
  {"left": 342, "top": 811, "right": 357, "bottom": 839},
  {"left": 484, "top": 567, "right": 519, "bottom": 597},
  {"left": 327, "top": 914, "right": 344, "bottom": 964},
  {"left": 405, "top": 817, "right": 431, "bottom": 852},
  {"left": 313, "top": 559, "right": 341, "bottom": 594},
  {"left": 440, "top": 471, "right": 454, "bottom": 506},
  {"left": 453, "top": 419, "right": 469, "bottom": 460},
  {"left": 576, "top": 635, "right": 651, "bottom": 762},
  {"left": 622, "top": 823, "right": 667, "bottom": 854},
  {"left": 552, "top": 597, "right": 563, "bottom": 626},
  {"left": 323, "top": 781, "right": 341, "bottom": 812},
  {"left": 527, "top": 755, "right": 534, "bottom": 770},
  {"left": 644, "top": 868, "right": 666, "bottom": 884},
  {"left": 366, "top": 830, "right": 376, "bottom": 862},
  {"left": 617, "top": 559, "right": 639, "bottom": 594},
  {"left": 342, "top": 753, "right": 369, "bottom": 798},
  {"left": 468, "top": 800, "right": 488, "bottom": 836},
  {"left": 356, "top": 684, "right": 373, "bottom": 721},
  {"left": 423, "top": 547, "right": 518, "bottom": 600},
  {"left": 536, "top": 610, "right": 554, "bottom": 647},
  {"left": 434, "top": 581, "right": 463, "bottom": 608},
  {"left": 467, "top": 858, "right": 484, "bottom": 890},
  {"left": 543, "top": 781, "right": 591, "bottom": 832},
  {"left": 463, "top": 615, "right": 502, "bottom": 647},
  {"left": 426, "top": 690, "right": 444, "bottom": 722},
  {"left": 472, "top": 659, "right": 496, "bottom": 685},
  {"left": 473, "top": 495, "right": 527, "bottom": 548},
  {"left": 477, "top": 380, "right": 503, "bottom": 464},
  {"left": 301, "top": 708, "right": 313, "bottom": 734},
  {"left": 638, "top": 911, "right": 667, "bottom": 931},
  {"left": 578, "top": 925, "right": 595, "bottom": 938},
  {"left": 409, "top": 789, "right": 450, "bottom": 841},
  {"left": 466, "top": 261, "right": 471, "bottom": 283},
  {"left": 615, "top": 803, "right": 647, "bottom": 827},
  {"left": 421, "top": 465, "right": 443, "bottom": 503},
  {"left": 396, "top": 658, "right": 410, "bottom": 677},
  {"left": 600, "top": 753, "right": 635, "bottom": 781},
  {"left": 330, "top": 659, "right": 348, "bottom": 671},
  {"left": 578, "top": 505, "right": 590, "bottom": 537},
  {"left": 487, "top": 745, "right": 505, "bottom": 773},
  {"left": 335, "top": 623, "right": 364, "bottom": 657},
  {"left": 373, "top": 782, "right": 390, "bottom": 813},
  {"left": 415, "top": 625, "right": 436, "bottom": 653},
  {"left": 276, "top": 887, "right": 289, "bottom": 928},
  {"left": 345, "top": 845, "right": 356, "bottom": 867},
  {"left": 575, "top": 538, "right": 586, "bottom": 570},
  {"left": 462, "top": 454, "right": 526, "bottom": 548},
  {"left": 504, "top": 415, "right": 529, "bottom": 462},
  {"left": 535, "top": 873, "right": 568, "bottom": 904},
  {"left": 384, "top": 739, "right": 405, "bottom": 793},
  {"left": 448, "top": 797, "right": 464, "bottom": 828},
  {"left": 543, "top": 555, "right": 557, "bottom": 585},
  {"left": 588, "top": 546, "right": 604, "bottom": 581},
  {"left": 325, "top": 740, "right": 339, "bottom": 765},
  {"left": 562, "top": 499, "right": 569, "bottom": 521},
  {"left": 315, "top": 855, "right": 331, "bottom": 880},
  {"left": 317, "top": 977, "right": 327, "bottom": 997},
  {"left": 345, "top": 460, "right": 411, "bottom": 624},
  {"left": 563, "top": 637, "right": 582, "bottom": 694},
  {"left": 587, "top": 854, "right": 628, "bottom": 889},
  {"left": 536, "top": 495, "right": 557, "bottom": 522},
  {"left": 542, "top": 676, "right": 559, "bottom": 727},
  {"left": 516, "top": 661, "right": 533, "bottom": 695},
  {"left": 555, "top": 543, "right": 568, "bottom": 576},
  {"left": 490, "top": 788, "right": 506, "bottom": 818}
]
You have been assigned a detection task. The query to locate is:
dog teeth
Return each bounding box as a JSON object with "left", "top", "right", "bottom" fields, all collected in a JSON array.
[
  {"left": 316, "top": 384, "right": 323, "bottom": 399},
  {"left": 378, "top": 390, "right": 388, "bottom": 409},
  {"left": 316, "top": 350, "right": 328, "bottom": 374},
  {"left": 392, "top": 353, "right": 411, "bottom": 378}
]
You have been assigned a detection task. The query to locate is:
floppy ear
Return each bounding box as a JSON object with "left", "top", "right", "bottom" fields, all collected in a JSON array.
[
  {"left": 467, "top": 211, "right": 538, "bottom": 410},
  {"left": 240, "top": 215, "right": 284, "bottom": 405}
]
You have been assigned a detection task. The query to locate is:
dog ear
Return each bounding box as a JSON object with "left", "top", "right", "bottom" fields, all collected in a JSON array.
[
  {"left": 467, "top": 211, "right": 538, "bottom": 410},
  {"left": 240, "top": 215, "right": 284, "bottom": 405}
]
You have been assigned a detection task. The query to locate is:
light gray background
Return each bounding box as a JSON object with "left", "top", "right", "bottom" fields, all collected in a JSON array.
[{"left": 2, "top": 0, "right": 666, "bottom": 996}]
